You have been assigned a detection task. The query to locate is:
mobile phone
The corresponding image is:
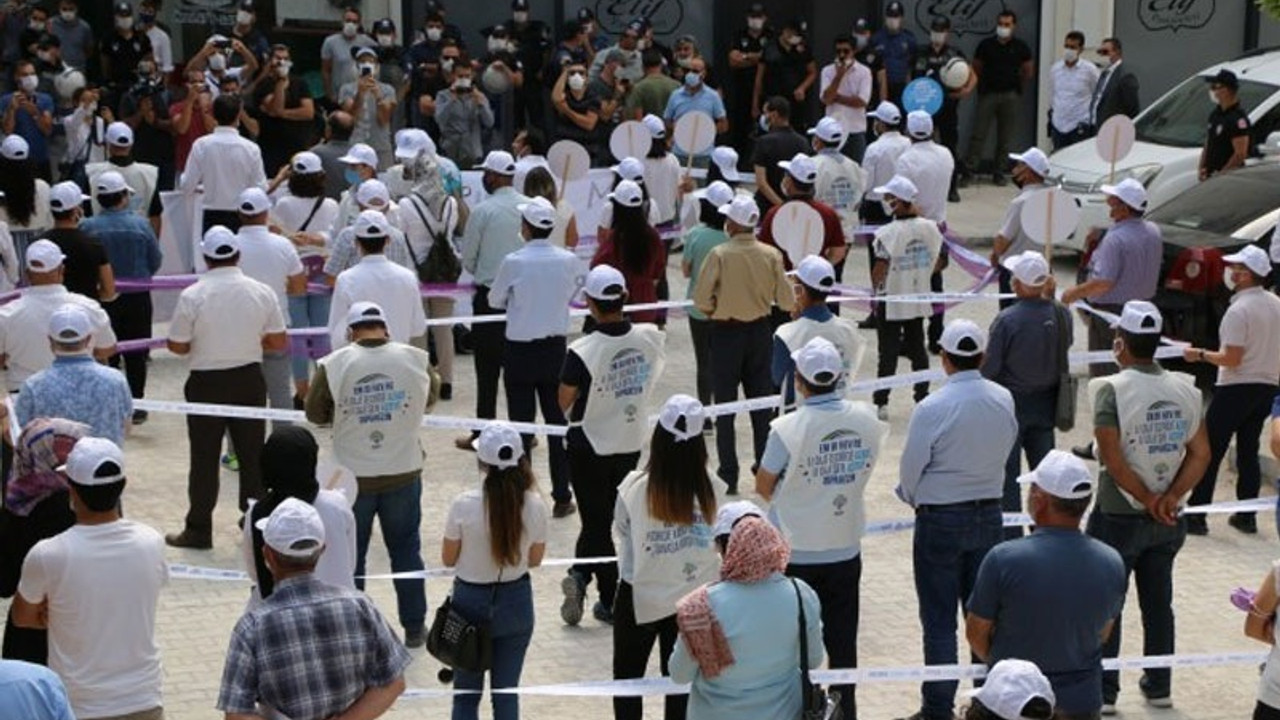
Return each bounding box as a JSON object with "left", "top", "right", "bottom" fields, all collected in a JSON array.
[{"left": 361, "top": 66, "right": 372, "bottom": 77}]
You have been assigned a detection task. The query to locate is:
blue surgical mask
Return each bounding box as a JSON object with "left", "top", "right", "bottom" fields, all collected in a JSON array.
[
  {"left": 343, "top": 169, "right": 361, "bottom": 186},
  {"left": 684, "top": 72, "right": 701, "bottom": 88}
]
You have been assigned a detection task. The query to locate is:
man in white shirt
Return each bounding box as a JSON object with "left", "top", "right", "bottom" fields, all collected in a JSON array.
[
  {"left": 895, "top": 110, "right": 955, "bottom": 351},
  {"left": 166, "top": 227, "right": 287, "bottom": 550},
  {"left": 819, "top": 34, "right": 873, "bottom": 162},
  {"left": 329, "top": 210, "right": 426, "bottom": 350},
  {"left": 180, "top": 93, "right": 267, "bottom": 233},
  {"left": 324, "top": 177, "right": 413, "bottom": 280},
  {"left": 1049, "top": 31, "right": 1100, "bottom": 151},
  {"left": 990, "top": 147, "right": 1051, "bottom": 306},
  {"left": 236, "top": 187, "right": 306, "bottom": 418},
  {"left": 489, "top": 197, "right": 585, "bottom": 515},
  {"left": 13, "top": 437, "right": 168, "bottom": 720},
  {"left": 857, "top": 101, "right": 910, "bottom": 329}
]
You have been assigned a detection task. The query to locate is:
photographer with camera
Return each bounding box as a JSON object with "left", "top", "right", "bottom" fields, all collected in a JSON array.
[
  {"left": 118, "top": 56, "right": 175, "bottom": 190},
  {"left": 339, "top": 46, "right": 397, "bottom": 169},
  {"left": 171, "top": 67, "right": 214, "bottom": 174},
  {"left": 253, "top": 44, "right": 316, "bottom": 178},
  {"left": 188, "top": 33, "right": 258, "bottom": 100},
  {"left": 1, "top": 57, "right": 55, "bottom": 181}
]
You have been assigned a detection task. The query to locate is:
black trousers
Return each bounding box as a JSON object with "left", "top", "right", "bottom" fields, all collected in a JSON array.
[
  {"left": 938, "top": 98, "right": 962, "bottom": 187},
  {"left": 183, "top": 364, "right": 266, "bottom": 536},
  {"left": 874, "top": 316, "right": 930, "bottom": 407},
  {"left": 687, "top": 316, "right": 713, "bottom": 406},
  {"left": 568, "top": 444, "right": 640, "bottom": 609},
  {"left": 502, "top": 336, "right": 570, "bottom": 503},
  {"left": 1190, "top": 383, "right": 1278, "bottom": 513},
  {"left": 201, "top": 208, "right": 242, "bottom": 234},
  {"left": 788, "top": 557, "right": 862, "bottom": 720},
  {"left": 1256, "top": 701, "right": 1280, "bottom": 720},
  {"left": 613, "top": 581, "right": 686, "bottom": 720},
  {"left": 928, "top": 268, "right": 945, "bottom": 346},
  {"left": 709, "top": 319, "right": 773, "bottom": 489},
  {"left": 106, "top": 291, "right": 153, "bottom": 399},
  {"left": 471, "top": 286, "right": 506, "bottom": 424}
]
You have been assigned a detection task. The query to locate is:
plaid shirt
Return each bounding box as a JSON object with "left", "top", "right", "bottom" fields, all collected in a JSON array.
[{"left": 216, "top": 575, "right": 412, "bottom": 720}]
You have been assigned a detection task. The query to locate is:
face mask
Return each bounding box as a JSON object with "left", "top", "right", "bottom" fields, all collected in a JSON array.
[
  {"left": 856, "top": 34, "right": 869, "bottom": 50},
  {"left": 277, "top": 60, "right": 292, "bottom": 77},
  {"left": 758, "top": 113, "right": 769, "bottom": 132},
  {"left": 236, "top": 10, "right": 252, "bottom": 25},
  {"left": 37, "top": 50, "right": 51, "bottom": 64},
  {"left": 583, "top": 22, "right": 594, "bottom": 34},
  {"left": 677, "top": 56, "right": 693, "bottom": 69},
  {"left": 426, "top": 27, "right": 442, "bottom": 42},
  {"left": 358, "top": 63, "right": 377, "bottom": 77},
  {"left": 138, "top": 62, "right": 155, "bottom": 76},
  {"left": 513, "top": 11, "right": 528, "bottom": 23},
  {"left": 377, "top": 34, "right": 393, "bottom": 47},
  {"left": 116, "top": 16, "right": 133, "bottom": 31},
  {"left": 60, "top": 10, "right": 75, "bottom": 22},
  {"left": 886, "top": 18, "right": 902, "bottom": 32},
  {"left": 209, "top": 53, "right": 227, "bottom": 71},
  {"left": 342, "top": 22, "right": 358, "bottom": 38},
  {"left": 930, "top": 32, "right": 947, "bottom": 46},
  {"left": 139, "top": 12, "right": 154, "bottom": 24},
  {"left": 996, "top": 26, "right": 1012, "bottom": 40},
  {"left": 786, "top": 35, "right": 802, "bottom": 47},
  {"left": 684, "top": 72, "right": 701, "bottom": 88},
  {"left": 1063, "top": 48, "right": 1079, "bottom": 63},
  {"left": 441, "top": 57, "right": 455, "bottom": 72},
  {"left": 637, "top": 38, "right": 649, "bottom": 50},
  {"left": 568, "top": 73, "right": 585, "bottom": 91},
  {"left": 19, "top": 75, "right": 38, "bottom": 92},
  {"left": 454, "top": 77, "right": 472, "bottom": 91},
  {"left": 748, "top": 17, "right": 764, "bottom": 31},
  {"left": 343, "top": 168, "right": 361, "bottom": 186},
  {"left": 1111, "top": 338, "right": 1124, "bottom": 362},
  {"left": 1209, "top": 88, "right": 1218, "bottom": 104},
  {"left": 87, "top": 101, "right": 97, "bottom": 113},
  {"left": 488, "top": 38, "right": 507, "bottom": 53},
  {"left": 29, "top": 19, "right": 44, "bottom": 31},
  {"left": 1223, "top": 269, "right": 1238, "bottom": 291}
]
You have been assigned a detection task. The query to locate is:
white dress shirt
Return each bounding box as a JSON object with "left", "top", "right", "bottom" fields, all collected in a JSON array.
[
  {"left": 179, "top": 126, "right": 267, "bottom": 211},
  {"left": 861, "top": 131, "right": 912, "bottom": 202},
  {"left": 895, "top": 140, "right": 955, "bottom": 224},
  {"left": 488, "top": 240, "right": 586, "bottom": 342},
  {"left": 235, "top": 225, "right": 305, "bottom": 318},
  {"left": 169, "top": 267, "right": 286, "bottom": 371},
  {"left": 328, "top": 254, "right": 427, "bottom": 349},
  {"left": 146, "top": 26, "right": 174, "bottom": 72},
  {"left": 820, "top": 61, "right": 873, "bottom": 134},
  {"left": 0, "top": 285, "right": 116, "bottom": 391},
  {"left": 1050, "top": 58, "right": 1100, "bottom": 134}
]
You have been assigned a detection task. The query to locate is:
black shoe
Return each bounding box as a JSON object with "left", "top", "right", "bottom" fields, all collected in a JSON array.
[
  {"left": 165, "top": 530, "right": 212, "bottom": 550},
  {"left": 947, "top": 188, "right": 961, "bottom": 203},
  {"left": 1186, "top": 515, "right": 1208, "bottom": 536},
  {"left": 552, "top": 501, "right": 577, "bottom": 518},
  {"left": 725, "top": 483, "right": 739, "bottom": 496},
  {"left": 131, "top": 410, "right": 149, "bottom": 425},
  {"left": 927, "top": 341, "right": 942, "bottom": 356},
  {"left": 992, "top": 173, "right": 1008, "bottom": 187},
  {"left": 439, "top": 382, "right": 453, "bottom": 401},
  {"left": 1139, "top": 674, "right": 1173, "bottom": 708},
  {"left": 1229, "top": 512, "right": 1258, "bottom": 534},
  {"left": 1071, "top": 442, "right": 1096, "bottom": 461},
  {"left": 561, "top": 571, "right": 587, "bottom": 626},
  {"left": 404, "top": 625, "right": 426, "bottom": 648},
  {"left": 592, "top": 601, "right": 615, "bottom": 625},
  {"left": 857, "top": 315, "right": 878, "bottom": 329},
  {"left": 292, "top": 395, "right": 304, "bottom": 410}
]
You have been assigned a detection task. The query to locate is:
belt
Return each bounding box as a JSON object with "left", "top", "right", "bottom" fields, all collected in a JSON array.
[
  {"left": 710, "top": 317, "right": 769, "bottom": 326},
  {"left": 916, "top": 498, "right": 1001, "bottom": 514}
]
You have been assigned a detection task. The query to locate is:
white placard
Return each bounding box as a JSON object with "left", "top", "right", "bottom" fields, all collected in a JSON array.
[
  {"left": 770, "top": 201, "right": 825, "bottom": 266},
  {"left": 672, "top": 111, "right": 716, "bottom": 157},
  {"left": 1096, "top": 115, "right": 1136, "bottom": 164},
  {"left": 547, "top": 140, "right": 591, "bottom": 185},
  {"left": 609, "top": 120, "right": 652, "bottom": 163},
  {"left": 1020, "top": 186, "right": 1082, "bottom": 248}
]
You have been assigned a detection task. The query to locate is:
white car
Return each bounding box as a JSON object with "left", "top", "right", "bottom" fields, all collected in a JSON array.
[{"left": 1049, "top": 50, "right": 1280, "bottom": 250}]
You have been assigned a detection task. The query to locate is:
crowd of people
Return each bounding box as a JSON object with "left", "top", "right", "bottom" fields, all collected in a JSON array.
[{"left": 0, "top": 1, "right": 1277, "bottom": 720}]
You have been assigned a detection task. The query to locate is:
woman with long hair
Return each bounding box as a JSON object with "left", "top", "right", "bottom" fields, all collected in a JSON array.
[
  {"left": 442, "top": 422, "right": 549, "bottom": 720},
  {"left": 596, "top": 157, "right": 662, "bottom": 246},
  {"left": 613, "top": 395, "right": 724, "bottom": 720},
  {"left": 522, "top": 166, "right": 578, "bottom": 249},
  {"left": 592, "top": 179, "right": 665, "bottom": 324},
  {"left": 0, "top": 136, "right": 53, "bottom": 264}
]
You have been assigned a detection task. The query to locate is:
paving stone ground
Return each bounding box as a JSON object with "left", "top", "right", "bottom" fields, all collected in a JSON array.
[{"left": 1, "top": 183, "right": 1273, "bottom": 719}]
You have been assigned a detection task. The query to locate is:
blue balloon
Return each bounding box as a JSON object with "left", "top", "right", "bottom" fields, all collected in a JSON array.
[{"left": 902, "top": 78, "right": 945, "bottom": 116}]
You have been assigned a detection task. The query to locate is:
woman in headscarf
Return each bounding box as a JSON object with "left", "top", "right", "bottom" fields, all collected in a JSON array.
[
  {"left": 0, "top": 418, "right": 89, "bottom": 663},
  {"left": 669, "top": 511, "right": 823, "bottom": 720},
  {"left": 242, "top": 426, "right": 357, "bottom": 608}
]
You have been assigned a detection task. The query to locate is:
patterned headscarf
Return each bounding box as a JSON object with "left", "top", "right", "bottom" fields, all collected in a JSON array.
[
  {"left": 4, "top": 418, "right": 90, "bottom": 516},
  {"left": 675, "top": 516, "right": 791, "bottom": 678}
]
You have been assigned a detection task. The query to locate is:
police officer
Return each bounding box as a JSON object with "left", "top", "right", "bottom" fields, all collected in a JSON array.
[
  {"left": 1199, "top": 69, "right": 1251, "bottom": 181},
  {"left": 728, "top": 3, "right": 772, "bottom": 163},
  {"left": 916, "top": 17, "right": 975, "bottom": 203},
  {"left": 508, "top": 0, "right": 551, "bottom": 130},
  {"left": 871, "top": 1, "right": 916, "bottom": 106}
]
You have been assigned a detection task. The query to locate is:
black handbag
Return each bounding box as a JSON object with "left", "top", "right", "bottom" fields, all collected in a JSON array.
[
  {"left": 406, "top": 193, "right": 462, "bottom": 284},
  {"left": 427, "top": 573, "right": 500, "bottom": 673},
  {"left": 792, "top": 579, "right": 841, "bottom": 720}
]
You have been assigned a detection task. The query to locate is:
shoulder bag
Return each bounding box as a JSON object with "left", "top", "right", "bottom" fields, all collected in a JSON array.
[
  {"left": 792, "top": 579, "right": 840, "bottom": 720},
  {"left": 1054, "top": 302, "right": 1079, "bottom": 432},
  {"left": 427, "top": 569, "right": 501, "bottom": 672},
  {"left": 406, "top": 193, "right": 462, "bottom": 284}
]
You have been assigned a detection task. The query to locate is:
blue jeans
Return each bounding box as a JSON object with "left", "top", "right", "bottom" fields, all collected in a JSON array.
[
  {"left": 1086, "top": 512, "right": 1185, "bottom": 703},
  {"left": 451, "top": 575, "right": 535, "bottom": 720},
  {"left": 913, "top": 503, "right": 1003, "bottom": 720},
  {"left": 288, "top": 293, "right": 333, "bottom": 381},
  {"left": 1002, "top": 388, "right": 1057, "bottom": 538},
  {"left": 353, "top": 478, "right": 426, "bottom": 630}
]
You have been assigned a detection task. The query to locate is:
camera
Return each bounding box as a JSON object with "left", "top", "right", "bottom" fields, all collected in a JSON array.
[
  {"left": 213, "top": 38, "right": 231, "bottom": 51},
  {"left": 131, "top": 76, "right": 163, "bottom": 99},
  {"left": 361, "top": 65, "right": 373, "bottom": 77}
]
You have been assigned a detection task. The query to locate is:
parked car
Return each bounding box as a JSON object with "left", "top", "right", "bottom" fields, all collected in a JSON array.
[{"left": 1050, "top": 48, "right": 1280, "bottom": 250}]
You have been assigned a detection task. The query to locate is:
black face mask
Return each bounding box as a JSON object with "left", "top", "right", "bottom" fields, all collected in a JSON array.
[{"left": 481, "top": 174, "right": 495, "bottom": 194}]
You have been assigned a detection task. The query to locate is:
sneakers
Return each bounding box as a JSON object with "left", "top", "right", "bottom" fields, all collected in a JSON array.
[
  {"left": 454, "top": 434, "right": 477, "bottom": 451},
  {"left": 131, "top": 410, "right": 149, "bottom": 425},
  {"left": 1140, "top": 675, "right": 1173, "bottom": 708},
  {"left": 1229, "top": 512, "right": 1258, "bottom": 534},
  {"left": 877, "top": 405, "right": 889, "bottom": 422},
  {"left": 404, "top": 625, "right": 426, "bottom": 648},
  {"left": 560, "top": 572, "right": 586, "bottom": 626},
  {"left": 1100, "top": 702, "right": 1117, "bottom": 716},
  {"left": 552, "top": 501, "right": 577, "bottom": 519},
  {"left": 1071, "top": 442, "right": 1096, "bottom": 461},
  {"left": 1185, "top": 515, "right": 1208, "bottom": 536},
  {"left": 439, "top": 382, "right": 453, "bottom": 401},
  {"left": 165, "top": 530, "right": 212, "bottom": 550},
  {"left": 592, "top": 601, "right": 614, "bottom": 625},
  {"left": 220, "top": 453, "right": 239, "bottom": 472}
]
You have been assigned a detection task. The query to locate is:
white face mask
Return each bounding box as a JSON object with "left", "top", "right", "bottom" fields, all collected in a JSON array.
[
  {"left": 855, "top": 34, "right": 869, "bottom": 50},
  {"left": 116, "top": 16, "right": 133, "bottom": 31},
  {"left": 513, "top": 11, "right": 528, "bottom": 23},
  {"left": 277, "top": 60, "right": 292, "bottom": 77},
  {"left": 60, "top": 10, "right": 75, "bottom": 22},
  {"left": 208, "top": 52, "right": 227, "bottom": 71},
  {"left": 1223, "top": 268, "right": 1238, "bottom": 291},
  {"left": 488, "top": 38, "right": 507, "bottom": 53},
  {"left": 441, "top": 57, "right": 456, "bottom": 72},
  {"left": 747, "top": 17, "right": 764, "bottom": 31},
  {"left": 930, "top": 32, "right": 946, "bottom": 46},
  {"left": 996, "top": 26, "right": 1012, "bottom": 40},
  {"left": 37, "top": 50, "right": 51, "bottom": 64},
  {"left": 342, "top": 21, "right": 358, "bottom": 38},
  {"left": 377, "top": 34, "right": 393, "bottom": 47},
  {"left": 583, "top": 22, "right": 594, "bottom": 34},
  {"left": 19, "top": 75, "right": 38, "bottom": 92},
  {"left": 236, "top": 10, "right": 252, "bottom": 26},
  {"left": 637, "top": 38, "right": 649, "bottom": 50},
  {"left": 426, "top": 27, "right": 442, "bottom": 42},
  {"left": 786, "top": 35, "right": 802, "bottom": 47},
  {"left": 886, "top": 17, "right": 902, "bottom": 32},
  {"left": 1209, "top": 88, "right": 1219, "bottom": 104},
  {"left": 454, "top": 77, "right": 472, "bottom": 91},
  {"left": 1063, "top": 48, "right": 1079, "bottom": 63},
  {"left": 568, "top": 73, "right": 585, "bottom": 91},
  {"left": 29, "top": 19, "right": 45, "bottom": 31}
]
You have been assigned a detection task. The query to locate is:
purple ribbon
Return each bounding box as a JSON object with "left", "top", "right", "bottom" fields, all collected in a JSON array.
[{"left": 114, "top": 275, "right": 474, "bottom": 298}]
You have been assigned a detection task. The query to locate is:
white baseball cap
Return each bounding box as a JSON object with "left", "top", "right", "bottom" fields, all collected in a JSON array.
[
  {"left": 394, "top": 128, "right": 432, "bottom": 160},
  {"left": 791, "top": 336, "right": 844, "bottom": 386},
  {"left": 874, "top": 175, "right": 918, "bottom": 203},
  {"left": 1000, "top": 250, "right": 1050, "bottom": 288},
  {"left": 869, "top": 101, "right": 902, "bottom": 125},
  {"left": 791, "top": 254, "right": 836, "bottom": 292},
  {"left": 517, "top": 196, "right": 557, "bottom": 230},
  {"left": 354, "top": 209, "right": 391, "bottom": 239},
  {"left": 1017, "top": 449, "right": 1095, "bottom": 500},
  {"left": 611, "top": 156, "right": 645, "bottom": 181},
  {"left": 255, "top": 497, "right": 327, "bottom": 558},
  {"left": 778, "top": 153, "right": 818, "bottom": 184},
  {"left": 49, "top": 181, "right": 89, "bottom": 212},
  {"left": 291, "top": 151, "right": 323, "bottom": 174},
  {"left": 658, "top": 394, "right": 707, "bottom": 442},
  {"left": 476, "top": 150, "right": 517, "bottom": 175},
  {"left": 237, "top": 187, "right": 272, "bottom": 215},
  {"left": 48, "top": 304, "right": 92, "bottom": 343},
  {"left": 906, "top": 110, "right": 933, "bottom": 139},
  {"left": 201, "top": 225, "right": 241, "bottom": 259},
  {"left": 968, "top": 659, "right": 1056, "bottom": 720},
  {"left": 939, "top": 319, "right": 987, "bottom": 357},
  {"left": 106, "top": 121, "right": 134, "bottom": 147},
  {"left": 1222, "top": 245, "right": 1272, "bottom": 278},
  {"left": 702, "top": 180, "right": 735, "bottom": 208},
  {"left": 711, "top": 146, "right": 741, "bottom": 182},
  {"left": 473, "top": 422, "right": 525, "bottom": 469},
  {"left": 338, "top": 143, "right": 379, "bottom": 169},
  {"left": 94, "top": 170, "right": 135, "bottom": 196},
  {"left": 584, "top": 264, "right": 627, "bottom": 301},
  {"left": 1008, "top": 147, "right": 1050, "bottom": 178},
  {"left": 0, "top": 135, "right": 29, "bottom": 160},
  {"left": 345, "top": 300, "right": 388, "bottom": 327},
  {"left": 808, "top": 116, "right": 846, "bottom": 145},
  {"left": 642, "top": 113, "right": 666, "bottom": 138},
  {"left": 58, "top": 436, "right": 125, "bottom": 487},
  {"left": 607, "top": 179, "right": 644, "bottom": 208},
  {"left": 713, "top": 500, "right": 763, "bottom": 537},
  {"left": 355, "top": 179, "right": 390, "bottom": 209},
  {"left": 718, "top": 195, "right": 760, "bottom": 227},
  {"left": 1111, "top": 299, "right": 1162, "bottom": 335},
  {"left": 25, "top": 239, "right": 65, "bottom": 272},
  {"left": 1100, "top": 178, "right": 1147, "bottom": 211}
]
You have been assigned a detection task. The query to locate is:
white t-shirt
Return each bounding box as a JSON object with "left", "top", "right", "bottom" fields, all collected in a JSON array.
[
  {"left": 895, "top": 140, "right": 954, "bottom": 224},
  {"left": 0, "top": 179, "right": 52, "bottom": 232},
  {"left": 17, "top": 521, "right": 168, "bottom": 719},
  {"left": 643, "top": 155, "right": 683, "bottom": 226},
  {"left": 168, "top": 267, "right": 287, "bottom": 370},
  {"left": 861, "top": 132, "right": 911, "bottom": 202},
  {"left": 236, "top": 225, "right": 305, "bottom": 318},
  {"left": 147, "top": 26, "right": 174, "bottom": 72},
  {"left": 1217, "top": 286, "right": 1280, "bottom": 386},
  {"left": 0, "top": 285, "right": 117, "bottom": 391},
  {"left": 328, "top": 255, "right": 427, "bottom": 348},
  {"left": 271, "top": 194, "right": 340, "bottom": 259},
  {"left": 444, "top": 488, "right": 549, "bottom": 583}
]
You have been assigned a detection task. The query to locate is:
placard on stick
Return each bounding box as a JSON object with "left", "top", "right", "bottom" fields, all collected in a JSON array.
[
  {"left": 1095, "top": 115, "right": 1136, "bottom": 183},
  {"left": 1019, "top": 186, "right": 1082, "bottom": 259},
  {"left": 673, "top": 111, "right": 716, "bottom": 161},
  {"left": 610, "top": 121, "right": 652, "bottom": 163},
  {"left": 547, "top": 140, "right": 590, "bottom": 199},
  {"left": 771, "top": 201, "right": 825, "bottom": 267}
]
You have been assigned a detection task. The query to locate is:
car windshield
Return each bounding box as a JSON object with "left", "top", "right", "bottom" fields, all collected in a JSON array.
[
  {"left": 1148, "top": 166, "right": 1280, "bottom": 236},
  {"left": 1135, "top": 76, "right": 1278, "bottom": 148}
]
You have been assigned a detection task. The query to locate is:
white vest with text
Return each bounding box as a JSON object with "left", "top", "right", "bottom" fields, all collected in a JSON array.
[
  {"left": 874, "top": 217, "right": 942, "bottom": 322},
  {"left": 774, "top": 315, "right": 866, "bottom": 410},
  {"left": 321, "top": 342, "right": 431, "bottom": 478},
  {"left": 86, "top": 161, "right": 158, "bottom": 218},
  {"left": 569, "top": 325, "right": 666, "bottom": 455}
]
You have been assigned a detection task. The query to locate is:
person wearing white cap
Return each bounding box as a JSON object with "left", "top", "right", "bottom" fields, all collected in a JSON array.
[
  {"left": 180, "top": 91, "right": 267, "bottom": 233},
  {"left": 488, "top": 196, "right": 584, "bottom": 517},
  {"left": 165, "top": 226, "right": 287, "bottom": 550},
  {"left": 772, "top": 254, "right": 864, "bottom": 411},
  {"left": 1082, "top": 299, "right": 1207, "bottom": 711},
  {"left": 896, "top": 318, "right": 1017, "bottom": 720},
  {"left": 752, "top": 97, "right": 811, "bottom": 212},
  {"left": 324, "top": 178, "right": 414, "bottom": 281},
  {"left": 965, "top": 450, "right": 1126, "bottom": 719},
  {"left": 42, "top": 181, "right": 108, "bottom": 302},
  {"left": 989, "top": 147, "right": 1050, "bottom": 307},
  {"left": 611, "top": 394, "right": 723, "bottom": 716},
  {"left": 1061, "top": 177, "right": 1162, "bottom": 378},
  {"left": 440, "top": 421, "right": 548, "bottom": 720},
  {"left": 327, "top": 210, "right": 427, "bottom": 350},
  {"left": 12, "top": 436, "right": 169, "bottom": 720},
  {"left": 809, "top": 115, "right": 866, "bottom": 244},
  {"left": 558, "top": 264, "right": 667, "bottom": 625},
  {"left": 963, "top": 660, "right": 1055, "bottom": 720},
  {"left": 870, "top": 174, "right": 942, "bottom": 417},
  {"left": 756, "top": 336, "right": 887, "bottom": 719},
  {"left": 759, "top": 152, "right": 847, "bottom": 274},
  {"left": 84, "top": 121, "right": 160, "bottom": 224},
  {"left": 1181, "top": 244, "right": 1280, "bottom": 536},
  {"left": 597, "top": 161, "right": 666, "bottom": 248},
  {"left": 0, "top": 238, "right": 116, "bottom": 393},
  {"left": 682, "top": 181, "right": 736, "bottom": 406},
  {"left": 0, "top": 135, "right": 54, "bottom": 260},
  {"left": 819, "top": 35, "right": 872, "bottom": 162},
  {"left": 436, "top": 58, "right": 495, "bottom": 169},
  {"left": 338, "top": 44, "right": 398, "bottom": 169},
  {"left": 331, "top": 143, "right": 390, "bottom": 240},
  {"left": 218, "top": 497, "right": 411, "bottom": 720},
  {"left": 15, "top": 304, "right": 132, "bottom": 445},
  {"left": 894, "top": 111, "right": 955, "bottom": 347},
  {"left": 857, "top": 100, "right": 910, "bottom": 328},
  {"left": 306, "top": 300, "right": 432, "bottom": 647}
]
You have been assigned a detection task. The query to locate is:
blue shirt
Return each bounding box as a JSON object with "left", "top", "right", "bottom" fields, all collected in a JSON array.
[
  {"left": 968, "top": 528, "right": 1127, "bottom": 714},
  {"left": 0, "top": 660, "right": 75, "bottom": 720},
  {"left": 871, "top": 29, "right": 918, "bottom": 85},
  {"left": 663, "top": 84, "right": 728, "bottom": 124},
  {"left": 80, "top": 208, "right": 163, "bottom": 282},
  {"left": 770, "top": 304, "right": 834, "bottom": 404},
  {"left": 1088, "top": 217, "right": 1162, "bottom": 306},
  {"left": 16, "top": 355, "right": 133, "bottom": 446},
  {"left": 897, "top": 370, "right": 1017, "bottom": 506},
  {"left": 0, "top": 92, "right": 55, "bottom": 165},
  {"left": 981, "top": 298, "right": 1066, "bottom": 394}
]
